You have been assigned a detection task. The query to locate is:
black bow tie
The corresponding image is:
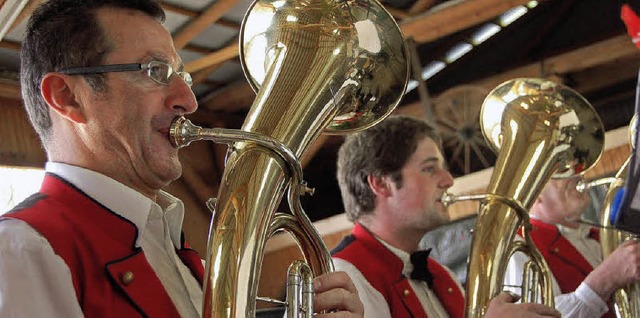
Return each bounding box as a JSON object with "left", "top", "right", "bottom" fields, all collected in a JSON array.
[{"left": 410, "top": 249, "right": 434, "bottom": 288}]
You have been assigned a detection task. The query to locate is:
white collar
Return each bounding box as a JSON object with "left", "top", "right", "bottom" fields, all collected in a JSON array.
[
  {"left": 45, "top": 162, "right": 185, "bottom": 248},
  {"left": 378, "top": 237, "right": 413, "bottom": 277}
]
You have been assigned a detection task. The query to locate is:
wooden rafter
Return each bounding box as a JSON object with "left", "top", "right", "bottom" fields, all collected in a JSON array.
[
  {"left": 400, "top": 0, "right": 532, "bottom": 43},
  {"left": 184, "top": 42, "right": 238, "bottom": 73},
  {"left": 7, "top": 0, "right": 43, "bottom": 33},
  {"left": 172, "top": 0, "right": 240, "bottom": 50}
]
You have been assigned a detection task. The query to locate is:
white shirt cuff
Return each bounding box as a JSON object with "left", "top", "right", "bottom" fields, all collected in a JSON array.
[{"left": 575, "top": 282, "right": 609, "bottom": 316}]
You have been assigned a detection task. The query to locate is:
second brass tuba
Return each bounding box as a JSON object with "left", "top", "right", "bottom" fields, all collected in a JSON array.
[
  {"left": 464, "top": 78, "right": 605, "bottom": 317},
  {"left": 171, "top": 0, "right": 409, "bottom": 316}
]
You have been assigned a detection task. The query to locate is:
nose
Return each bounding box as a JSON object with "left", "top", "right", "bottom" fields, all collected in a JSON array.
[
  {"left": 167, "top": 75, "right": 198, "bottom": 115},
  {"left": 439, "top": 170, "right": 454, "bottom": 189}
]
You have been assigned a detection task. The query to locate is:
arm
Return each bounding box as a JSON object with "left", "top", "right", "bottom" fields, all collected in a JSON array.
[
  {"left": 504, "top": 249, "right": 608, "bottom": 317},
  {"left": 583, "top": 239, "right": 640, "bottom": 301},
  {"left": 0, "top": 219, "right": 83, "bottom": 318}
]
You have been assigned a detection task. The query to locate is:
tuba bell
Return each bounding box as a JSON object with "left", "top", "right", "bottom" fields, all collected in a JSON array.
[
  {"left": 459, "top": 78, "right": 605, "bottom": 317},
  {"left": 171, "top": 0, "right": 409, "bottom": 316}
]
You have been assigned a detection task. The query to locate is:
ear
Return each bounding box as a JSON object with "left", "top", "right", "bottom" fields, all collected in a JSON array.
[
  {"left": 367, "top": 174, "right": 392, "bottom": 198},
  {"left": 40, "top": 72, "right": 87, "bottom": 123}
]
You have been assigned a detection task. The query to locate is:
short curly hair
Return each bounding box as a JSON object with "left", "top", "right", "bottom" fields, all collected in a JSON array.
[{"left": 336, "top": 115, "right": 443, "bottom": 221}]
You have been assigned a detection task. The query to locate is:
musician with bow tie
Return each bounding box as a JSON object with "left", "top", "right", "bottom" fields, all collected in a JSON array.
[{"left": 330, "top": 115, "right": 560, "bottom": 318}]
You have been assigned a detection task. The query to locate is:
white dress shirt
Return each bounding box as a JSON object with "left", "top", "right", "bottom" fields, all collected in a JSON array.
[
  {"left": 333, "top": 236, "right": 462, "bottom": 318},
  {"left": 0, "top": 162, "right": 203, "bottom": 317},
  {"left": 504, "top": 220, "right": 609, "bottom": 317}
]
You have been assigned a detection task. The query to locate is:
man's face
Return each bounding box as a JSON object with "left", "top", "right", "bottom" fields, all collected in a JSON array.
[
  {"left": 75, "top": 7, "right": 197, "bottom": 195},
  {"left": 386, "top": 137, "right": 454, "bottom": 232},
  {"left": 535, "top": 176, "right": 591, "bottom": 223}
]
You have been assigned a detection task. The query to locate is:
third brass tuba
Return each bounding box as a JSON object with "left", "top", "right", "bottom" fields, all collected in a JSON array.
[{"left": 596, "top": 115, "right": 639, "bottom": 318}]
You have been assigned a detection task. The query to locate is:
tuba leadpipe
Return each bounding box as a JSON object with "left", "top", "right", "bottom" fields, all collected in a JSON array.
[
  {"left": 171, "top": 0, "right": 410, "bottom": 316},
  {"left": 464, "top": 78, "right": 605, "bottom": 317}
]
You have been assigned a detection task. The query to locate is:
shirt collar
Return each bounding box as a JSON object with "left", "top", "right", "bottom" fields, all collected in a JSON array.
[
  {"left": 45, "top": 162, "right": 185, "bottom": 248},
  {"left": 530, "top": 214, "right": 591, "bottom": 239},
  {"left": 377, "top": 237, "right": 413, "bottom": 277},
  {"left": 556, "top": 222, "right": 592, "bottom": 239}
]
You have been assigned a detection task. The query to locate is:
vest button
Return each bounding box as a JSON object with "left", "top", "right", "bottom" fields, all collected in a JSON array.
[
  {"left": 121, "top": 271, "right": 134, "bottom": 285},
  {"left": 447, "top": 287, "right": 453, "bottom": 294},
  {"left": 553, "top": 247, "right": 559, "bottom": 253},
  {"left": 403, "top": 289, "right": 410, "bottom": 297}
]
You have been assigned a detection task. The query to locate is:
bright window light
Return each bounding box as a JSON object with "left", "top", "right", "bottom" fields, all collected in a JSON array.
[
  {"left": 444, "top": 42, "right": 473, "bottom": 63},
  {"left": 405, "top": 80, "right": 418, "bottom": 94},
  {"left": 471, "top": 23, "right": 501, "bottom": 45},
  {"left": 499, "top": 6, "right": 528, "bottom": 27},
  {"left": 0, "top": 166, "right": 44, "bottom": 215},
  {"left": 421, "top": 60, "right": 446, "bottom": 80}
]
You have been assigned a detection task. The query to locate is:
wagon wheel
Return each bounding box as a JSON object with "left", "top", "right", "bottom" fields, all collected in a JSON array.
[{"left": 433, "top": 85, "right": 496, "bottom": 176}]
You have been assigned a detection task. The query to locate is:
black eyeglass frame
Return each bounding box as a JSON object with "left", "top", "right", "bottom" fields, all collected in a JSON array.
[{"left": 57, "top": 61, "right": 193, "bottom": 87}]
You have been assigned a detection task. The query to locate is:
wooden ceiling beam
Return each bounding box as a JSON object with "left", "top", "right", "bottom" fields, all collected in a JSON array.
[
  {"left": 7, "top": 0, "right": 43, "bottom": 33},
  {"left": 185, "top": 42, "right": 238, "bottom": 73},
  {"left": 161, "top": 2, "right": 241, "bottom": 30},
  {"left": 172, "top": 0, "right": 239, "bottom": 50},
  {"left": 400, "top": 0, "right": 531, "bottom": 43},
  {"left": 182, "top": 0, "right": 529, "bottom": 77},
  {"left": 472, "top": 35, "right": 640, "bottom": 90},
  {"left": 408, "top": 0, "right": 440, "bottom": 16},
  {"left": 398, "top": 34, "right": 640, "bottom": 116}
]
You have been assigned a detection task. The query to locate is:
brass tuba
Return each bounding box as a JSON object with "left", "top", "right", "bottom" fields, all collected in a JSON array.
[
  {"left": 170, "top": 0, "right": 409, "bottom": 316},
  {"left": 461, "top": 78, "right": 605, "bottom": 317}
]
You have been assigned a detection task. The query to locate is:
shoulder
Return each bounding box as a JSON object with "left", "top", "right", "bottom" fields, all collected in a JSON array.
[
  {"left": 0, "top": 218, "right": 57, "bottom": 256},
  {"left": 332, "top": 258, "right": 392, "bottom": 318}
]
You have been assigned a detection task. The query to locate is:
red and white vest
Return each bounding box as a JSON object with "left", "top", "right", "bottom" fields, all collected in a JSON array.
[
  {"left": 332, "top": 223, "right": 464, "bottom": 318},
  {"left": 5, "top": 173, "right": 204, "bottom": 318}
]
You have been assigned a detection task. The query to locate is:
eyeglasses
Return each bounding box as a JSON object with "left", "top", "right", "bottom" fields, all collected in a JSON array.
[{"left": 57, "top": 61, "right": 193, "bottom": 87}]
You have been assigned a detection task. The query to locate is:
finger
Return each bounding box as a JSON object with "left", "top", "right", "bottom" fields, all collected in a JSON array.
[
  {"left": 313, "top": 271, "right": 357, "bottom": 294},
  {"left": 493, "top": 291, "right": 520, "bottom": 303},
  {"left": 525, "top": 303, "right": 561, "bottom": 317},
  {"left": 313, "top": 287, "right": 362, "bottom": 315}
]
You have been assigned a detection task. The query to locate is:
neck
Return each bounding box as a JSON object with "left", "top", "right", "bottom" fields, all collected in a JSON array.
[{"left": 361, "top": 218, "right": 423, "bottom": 253}]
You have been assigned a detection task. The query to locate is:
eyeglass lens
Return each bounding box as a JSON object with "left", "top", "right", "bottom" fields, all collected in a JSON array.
[{"left": 147, "top": 62, "right": 193, "bottom": 87}]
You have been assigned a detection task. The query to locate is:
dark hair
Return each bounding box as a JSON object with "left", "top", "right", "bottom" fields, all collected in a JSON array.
[
  {"left": 336, "top": 115, "right": 443, "bottom": 221},
  {"left": 20, "top": 0, "right": 165, "bottom": 147}
]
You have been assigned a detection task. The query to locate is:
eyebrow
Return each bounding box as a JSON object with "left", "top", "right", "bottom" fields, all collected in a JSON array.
[
  {"left": 146, "top": 53, "right": 184, "bottom": 71},
  {"left": 420, "top": 157, "right": 449, "bottom": 170}
]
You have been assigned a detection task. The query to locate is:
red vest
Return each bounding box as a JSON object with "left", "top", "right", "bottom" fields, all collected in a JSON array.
[
  {"left": 525, "top": 218, "right": 614, "bottom": 318},
  {"left": 333, "top": 223, "right": 464, "bottom": 318},
  {"left": 5, "top": 173, "right": 204, "bottom": 318}
]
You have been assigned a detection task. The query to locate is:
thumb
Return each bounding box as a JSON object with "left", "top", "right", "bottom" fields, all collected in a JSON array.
[{"left": 494, "top": 291, "right": 521, "bottom": 303}]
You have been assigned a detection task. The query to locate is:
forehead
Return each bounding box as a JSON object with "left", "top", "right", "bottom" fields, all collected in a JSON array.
[
  {"left": 95, "top": 7, "right": 179, "bottom": 65},
  {"left": 409, "top": 137, "right": 443, "bottom": 162}
]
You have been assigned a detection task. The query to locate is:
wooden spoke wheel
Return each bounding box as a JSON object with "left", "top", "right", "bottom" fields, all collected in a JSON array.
[{"left": 433, "top": 85, "right": 496, "bottom": 176}]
